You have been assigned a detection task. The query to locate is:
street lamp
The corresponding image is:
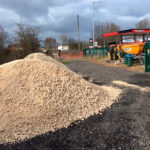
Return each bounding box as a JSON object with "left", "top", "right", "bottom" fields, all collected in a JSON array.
[{"left": 93, "top": 1, "right": 102, "bottom": 47}]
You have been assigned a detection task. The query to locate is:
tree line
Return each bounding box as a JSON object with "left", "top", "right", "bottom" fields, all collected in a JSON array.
[
  {"left": 0, "top": 18, "right": 150, "bottom": 64},
  {"left": 44, "top": 35, "right": 88, "bottom": 50},
  {"left": 0, "top": 23, "right": 40, "bottom": 64}
]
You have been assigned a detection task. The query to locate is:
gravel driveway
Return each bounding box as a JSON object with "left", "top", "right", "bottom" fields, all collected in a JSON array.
[
  {"left": 1, "top": 60, "right": 150, "bottom": 150},
  {"left": 67, "top": 60, "right": 150, "bottom": 86}
]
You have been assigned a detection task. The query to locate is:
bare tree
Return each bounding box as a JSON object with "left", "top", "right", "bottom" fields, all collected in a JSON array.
[
  {"left": 103, "top": 22, "right": 120, "bottom": 44},
  {"left": 16, "top": 24, "right": 40, "bottom": 58},
  {"left": 104, "top": 22, "right": 120, "bottom": 33},
  {"left": 136, "top": 18, "right": 150, "bottom": 29},
  {"left": 80, "top": 41, "right": 89, "bottom": 49},
  {"left": 0, "top": 26, "right": 8, "bottom": 50},
  {"left": 94, "top": 23, "right": 105, "bottom": 39},
  {"left": 0, "top": 26, "right": 9, "bottom": 63},
  {"left": 60, "top": 34, "right": 68, "bottom": 45},
  {"left": 68, "top": 37, "right": 78, "bottom": 50},
  {"left": 44, "top": 37, "right": 56, "bottom": 49},
  {"left": 94, "top": 23, "right": 106, "bottom": 46},
  {"left": 94, "top": 22, "right": 120, "bottom": 46}
]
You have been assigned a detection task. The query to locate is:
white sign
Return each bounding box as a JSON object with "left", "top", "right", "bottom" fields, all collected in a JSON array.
[
  {"left": 58, "top": 45, "right": 69, "bottom": 51},
  {"left": 135, "top": 30, "right": 144, "bottom": 33},
  {"left": 94, "top": 42, "right": 98, "bottom": 47}
]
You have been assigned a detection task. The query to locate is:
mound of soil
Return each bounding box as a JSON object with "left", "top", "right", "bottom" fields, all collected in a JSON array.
[{"left": 0, "top": 53, "right": 121, "bottom": 144}]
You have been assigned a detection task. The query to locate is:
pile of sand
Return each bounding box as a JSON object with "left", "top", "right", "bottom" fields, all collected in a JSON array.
[{"left": 0, "top": 53, "right": 121, "bottom": 144}]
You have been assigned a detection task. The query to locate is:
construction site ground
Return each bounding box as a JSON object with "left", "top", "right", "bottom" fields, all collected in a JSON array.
[
  {"left": 1, "top": 59, "right": 150, "bottom": 150},
  {"left": 83, "top": 56, "right": 145, "bottom": 73}
]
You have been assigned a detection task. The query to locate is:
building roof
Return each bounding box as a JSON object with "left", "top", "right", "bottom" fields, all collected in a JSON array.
[{"left": 103, "top": 29, "right": 150, "bottom": 37}]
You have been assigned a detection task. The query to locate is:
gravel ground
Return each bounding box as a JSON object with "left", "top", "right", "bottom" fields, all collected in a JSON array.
[
  {"left": 67, "top": 60, "right": 150, "bottom": 87},
  {"left": 1, "top": 60, "right": 150, "bottom": 150}
]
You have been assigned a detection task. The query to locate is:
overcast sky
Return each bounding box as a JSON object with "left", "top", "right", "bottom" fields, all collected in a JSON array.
[{"left": 0, "top": 0, "right": 150, "bottom": 42}]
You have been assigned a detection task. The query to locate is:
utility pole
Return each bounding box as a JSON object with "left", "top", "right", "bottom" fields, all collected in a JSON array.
[
  {"left": 77, "top": 14, "right": 80, "bottom": 50},
  {"left": 93, "top": 1, "right": 102, "bottom": 47},
  {"left": 92, "top": 2, "right": 95, "bottom": 47}
]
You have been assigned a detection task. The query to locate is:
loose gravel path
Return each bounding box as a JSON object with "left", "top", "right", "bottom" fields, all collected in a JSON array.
[
  {"left": 67, "top": 60, "right": 150, "bottom": 86},
  {"left": 1, "top": 60, "right": 150, "bottom": 150}
]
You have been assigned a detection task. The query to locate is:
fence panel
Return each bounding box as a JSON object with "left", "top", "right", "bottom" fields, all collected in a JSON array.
[
  {"left": 84, "top": 47, "right": 108, "bottom": 57},
  {"left": 145, "top": 44, "right": 150, "bottom": 72}
]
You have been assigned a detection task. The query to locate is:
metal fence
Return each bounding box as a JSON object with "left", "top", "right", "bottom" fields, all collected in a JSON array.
[
  {"left": 145, "top": 43, "right": 150, "bottom": 72},
  {"left": 85, "top": 47, "right": 108, "bottom": 57}
]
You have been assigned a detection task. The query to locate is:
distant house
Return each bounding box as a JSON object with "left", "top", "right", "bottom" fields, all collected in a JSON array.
[
  {"left": 38, "top": 47, "right": 46, "bottom": 51},
  {"left": 58, "top": 45, "right": 69, "bottom": 51},
  {"left": 8, "top": 44, "right": 23, "bottom": 51},
  {"left": 8, "top": 45, "right": 17, "bottom": 51}
]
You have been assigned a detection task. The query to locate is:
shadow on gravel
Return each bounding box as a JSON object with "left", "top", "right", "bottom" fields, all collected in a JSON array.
[
  {"left": 83, "top": 76, "right": 106, "bottom": 86},
  {"left": 128, "top": 74, "right": 150, "bottom": 87},
  {"left": 0, "top": 92, "right": 144, "bottom": 150}
]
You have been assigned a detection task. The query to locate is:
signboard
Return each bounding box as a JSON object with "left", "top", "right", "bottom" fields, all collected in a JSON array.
[
  {"left": 103, "top": 29, "right": 150, "bottom": 38},
  {"left": 94, "top": 41, "right": 98, "bottom": 47},
  {"left": 58, "top": 45, "right": 69, "bottom": 51}
]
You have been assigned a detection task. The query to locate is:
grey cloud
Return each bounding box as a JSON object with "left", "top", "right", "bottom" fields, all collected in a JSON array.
[
  {"left": 0, "top": 0, "right": 150, "bottom": 41},
  {"left": 0, "top": 0, "right": 73, "bottom": 19}
]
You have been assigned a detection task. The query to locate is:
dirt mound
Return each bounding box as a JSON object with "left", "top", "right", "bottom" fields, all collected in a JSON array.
[
  {"left": 0, "top": 53, "right": 121, "bottom": 144},
  {"left": 26, "top": 53, "right": 62, "bottom": 65},
  {"left": 26, "top": 53, "right": 70, "bottom": 69}
]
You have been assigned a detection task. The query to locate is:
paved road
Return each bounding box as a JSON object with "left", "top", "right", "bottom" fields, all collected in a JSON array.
[{"left": 1, "top": 60, "right": 150, "bottom": 150}]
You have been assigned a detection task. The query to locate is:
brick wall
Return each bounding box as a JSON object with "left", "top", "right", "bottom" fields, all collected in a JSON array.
[{"left": 58, "top": 50, "right": 84, "bottom": 60}]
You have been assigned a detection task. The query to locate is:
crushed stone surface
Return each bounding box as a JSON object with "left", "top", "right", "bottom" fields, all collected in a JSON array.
[
  {"left": 0, "top": 53, "right": 121, "bottom": 144},
  {"left": 112, "top": 80, "right": 150, "bottom": 92}
]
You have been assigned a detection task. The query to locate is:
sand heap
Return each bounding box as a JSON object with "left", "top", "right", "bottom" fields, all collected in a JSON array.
[{"left": 0, "top": 53, "right": 121, "bottom": 144}]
